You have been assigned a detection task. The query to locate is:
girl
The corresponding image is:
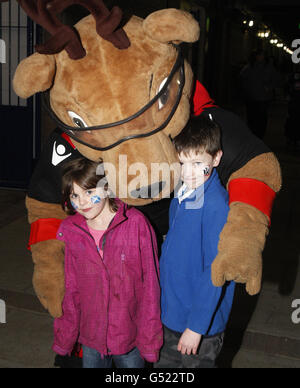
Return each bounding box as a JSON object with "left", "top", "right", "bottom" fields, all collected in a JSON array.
[{"left": 52, "top": 157, "right": 163, "bottom": 368}]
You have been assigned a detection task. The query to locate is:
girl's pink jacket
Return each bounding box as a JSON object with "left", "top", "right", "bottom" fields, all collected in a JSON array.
[{"left": 52, "top": 201, "right": 163, "bottom": 363}]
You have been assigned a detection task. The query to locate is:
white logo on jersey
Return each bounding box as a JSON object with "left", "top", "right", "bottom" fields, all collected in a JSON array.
[{"left": 52, "top": 141, "right": 72, "bottom": 166}]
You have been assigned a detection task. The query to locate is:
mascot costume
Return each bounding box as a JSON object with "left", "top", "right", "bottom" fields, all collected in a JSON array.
[{"left": 7, "top": 1, "right": 281, "bottom": 324}]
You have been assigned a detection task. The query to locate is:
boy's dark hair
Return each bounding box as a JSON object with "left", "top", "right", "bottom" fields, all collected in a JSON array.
[
  {"left": 173, "top": 115, "right": 222, "bottom": 157},
  {"left": 61, "top": 157, "right": 118, "bottom": 215}
]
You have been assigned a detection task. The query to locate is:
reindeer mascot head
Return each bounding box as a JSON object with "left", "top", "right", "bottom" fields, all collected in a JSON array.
[{"left": 13, "top": 0, "right": 200, "bottom": 205}]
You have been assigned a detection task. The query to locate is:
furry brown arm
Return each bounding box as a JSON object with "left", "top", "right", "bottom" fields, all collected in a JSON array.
[
  {"left": 211, "top": 153, "right": 282, "bottom": 295},
  {"left": 26, "top": 196, "right": 67, "bottom": 317}
]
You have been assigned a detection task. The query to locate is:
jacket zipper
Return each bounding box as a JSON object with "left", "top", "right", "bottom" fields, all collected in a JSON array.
[
  {"left": 121, "top": 253, "right": 126, "bottom": 279},
  {"left": 73, "top": 223, "right": 110, "bottom": 355},
  {"left": 164, "top": 202, "right": 181, "bottom": 258}
]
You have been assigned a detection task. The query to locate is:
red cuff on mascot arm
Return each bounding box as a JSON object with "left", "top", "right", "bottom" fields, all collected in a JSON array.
[
  {"left": 27, "top": 218, "right": 63, "bottom": 250},
  {"left": 228, "top": 178, "right": 276, "bottom": 226}
]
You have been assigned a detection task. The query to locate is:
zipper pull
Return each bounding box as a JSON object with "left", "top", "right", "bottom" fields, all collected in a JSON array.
[{"left": 121, "top": 253, "right": 125, "bottom": 278}]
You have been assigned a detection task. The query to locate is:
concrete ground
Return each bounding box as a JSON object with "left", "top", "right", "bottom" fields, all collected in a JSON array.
[{"left": 0, "top": 102, "right": 299, "bottom": 368}]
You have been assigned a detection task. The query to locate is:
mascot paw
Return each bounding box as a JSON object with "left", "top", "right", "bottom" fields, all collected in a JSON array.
[
  {"left": 211, "top": 254, "right": 262, "bottom": 295},
  {"left": 33, "top": 272, "right": 65, "bottom": 318},
  {"left": 212, "top": 203, "right": 268, "bottom": 296},
  {"left": 36, "top": 293, "right": 63, "bottom": 319}
]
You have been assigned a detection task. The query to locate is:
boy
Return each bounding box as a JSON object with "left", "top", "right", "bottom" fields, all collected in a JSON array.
[{"left": 156, "top": 115, "right": 235, "bottom": 368}]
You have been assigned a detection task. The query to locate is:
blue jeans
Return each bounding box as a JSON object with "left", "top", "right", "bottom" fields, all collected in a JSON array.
[{"left": 82, "top": 346, "right": 145, "bottom": 368}]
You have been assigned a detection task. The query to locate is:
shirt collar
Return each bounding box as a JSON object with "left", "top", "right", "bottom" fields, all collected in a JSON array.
[
  {"left": 177, "top": 183, "right": 195, "bottom": 204},
  {"left": 176, "top": 169, "right": 218, "bottom": 204}
]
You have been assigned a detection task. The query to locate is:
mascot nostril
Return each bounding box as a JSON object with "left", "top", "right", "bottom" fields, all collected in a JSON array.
[{"left": 131, "top": 181, "right": 166, "bottom": 199}]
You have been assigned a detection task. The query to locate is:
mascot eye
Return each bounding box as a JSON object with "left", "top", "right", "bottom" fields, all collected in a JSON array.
[
  {"left": 68, "top": 111, "right": 88, "bottom": 128},
  {"left": 157, "top": 77, "right": 170, "bottom": 110}
]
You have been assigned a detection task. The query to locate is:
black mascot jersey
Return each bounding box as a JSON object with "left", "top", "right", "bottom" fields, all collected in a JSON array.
[
  {"left": 28, "top": 128, "right": 82, "bottom": 204},
  {"left": 28, "top": 108, "right": 270, "bottom": 236},
  {"left": 202, "top": 107, "right": 270, "bottom": 186}
]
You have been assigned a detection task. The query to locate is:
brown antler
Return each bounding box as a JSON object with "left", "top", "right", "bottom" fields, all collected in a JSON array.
[
  {"left": 47, "top": 0, "right": 130, "bottom": 51},
  {"left": 19, "top": 0, "right": 86, "bottom": 59},
  {"left": 0, "top": 0, "right": 130, "bottom": 59}
]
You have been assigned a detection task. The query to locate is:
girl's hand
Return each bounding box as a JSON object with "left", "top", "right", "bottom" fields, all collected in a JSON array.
[{"left": 177, "top": 328, "right": 202, "bottom": 355}]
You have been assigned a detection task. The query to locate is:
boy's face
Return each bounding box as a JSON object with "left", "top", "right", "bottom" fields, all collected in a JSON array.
[
  {"left": 70, "top": 182, "right": 107, "bottom": 221},
  {"left": 179, "top": 149, "right": 223, "bottom": 190}
]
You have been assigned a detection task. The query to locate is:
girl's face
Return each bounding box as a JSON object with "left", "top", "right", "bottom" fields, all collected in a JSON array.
[{"left": 70, "top": 182, "right": 107, "bottom": 220}]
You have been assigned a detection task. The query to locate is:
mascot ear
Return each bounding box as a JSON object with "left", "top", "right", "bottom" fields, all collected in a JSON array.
[
  {"left": 13, "top": 53, "right": 56, "bottom": 99},
  {"left": 143, "top": 9, "right": 200, "bottom": 44}
]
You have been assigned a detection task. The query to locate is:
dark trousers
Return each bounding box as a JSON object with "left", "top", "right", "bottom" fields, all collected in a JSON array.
[
  {"left": 154, "top": 326, "right": 224, "bottom": 369},
  {"left": 246, "top": 100, "right": 269, "bottom": 139}
]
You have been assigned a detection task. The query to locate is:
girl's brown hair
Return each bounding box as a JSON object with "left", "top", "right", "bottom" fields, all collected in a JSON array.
[{"left": 61, "top": 157, "right": 118, "bottom": 215}]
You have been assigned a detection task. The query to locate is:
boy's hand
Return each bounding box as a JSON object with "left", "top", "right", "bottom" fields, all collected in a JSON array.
[{"left": 177, "top": 328, "right": 202, "bottom": 355}]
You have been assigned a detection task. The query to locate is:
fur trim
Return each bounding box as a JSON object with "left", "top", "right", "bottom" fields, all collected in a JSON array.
[
  {"left": 228, "top": 152, "right": 282, "bottom": 193},
  {"left": 26, "top": 196, "right": 67, "bottom": 224}
]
